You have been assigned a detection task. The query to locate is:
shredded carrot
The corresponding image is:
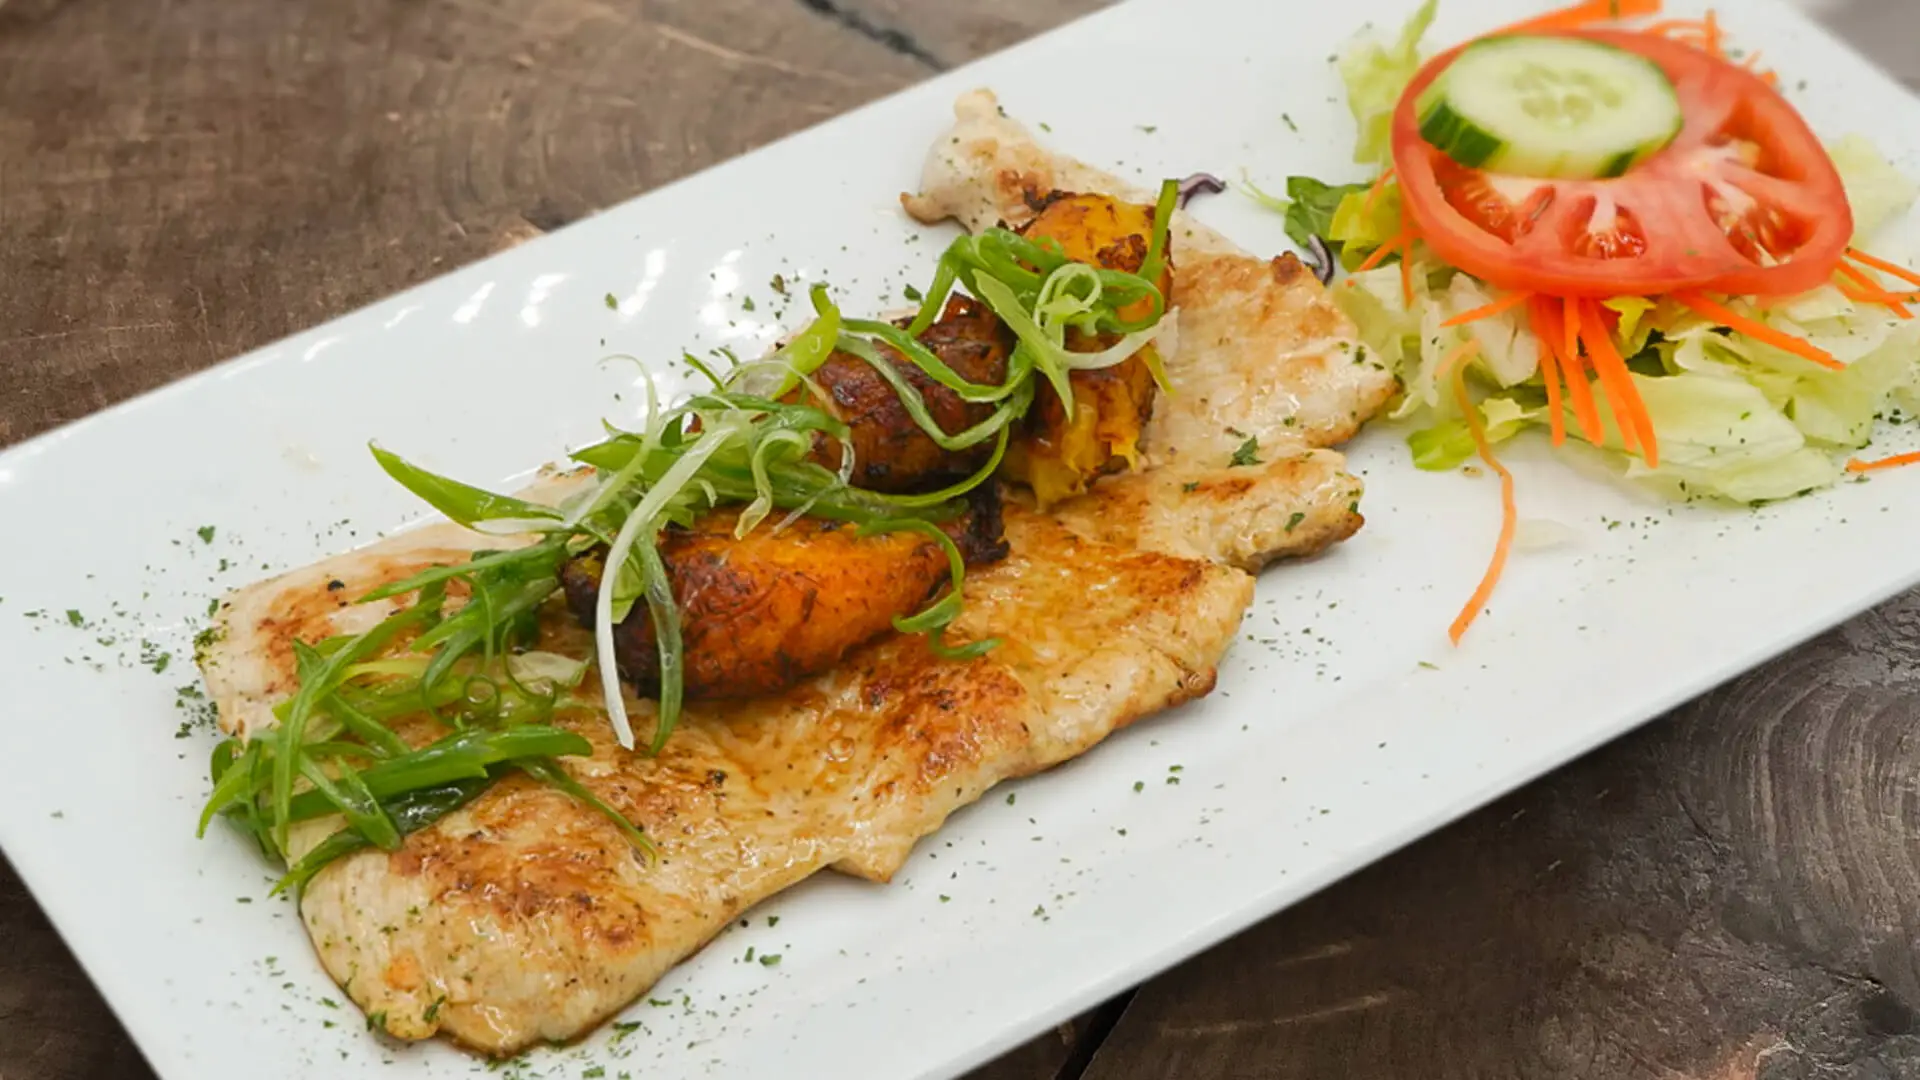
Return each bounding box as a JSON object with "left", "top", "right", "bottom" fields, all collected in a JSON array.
[
  {"left": 1578, "top": 303, "right": 1640, "bottom": 458},
  {"left": 1672, "top": 292, "right": 1843, "bottom": 369},
  {"left": 1703, "top": 9, "right": 1723, "bottom": 56},
  {"left": 1835, "top": 277, "right": 1891, "bottom": 307},
  {"left": 1493, "top": 0, "right": 1662, "bottom": 37},
  {"left": 1847, "top": 248, "right": 1920, "bottom": 288},
  {"left": 1362, "top": 165, "right": 1397, "bottom": 214},
  {"left": 1528, "top": 298, "right": 1568, "bottom": 445},
  {"left": 1580, "top": 299, "right": 1660, "bottom": 466},
  {"left": 1835, "top": 262, "right": 1885, "bottom": 293},
  {"left": 1443, "top": 290, "right": 1535, "bottom": 328},
  {"left": 1643, "top": 18, "right": 1706, "bottom": 37},
  {"left": 1847, "top": 451, "right": 1920, "bottom": 474},
  {"left": 1559, "top": 297, "right": 1606, "bottom": 443},
  {"left": 1836, "top": 263, "right": 1914, "bottom": 318},
  {"left": 1859, "top": 287, "right": 1920, "bottom": 303},
  {"left": 1436, "top": 339, "right": 1481, "bottom": 381},
  {"left": 1447, "top": 355, "right": 1518, "bottom": 646},
  {"left": 1738, "top": 49, "right": 1778, "bottom": 86},
  {"left": 1355, "top": 228, "right": 1411, "bottom": 274}
]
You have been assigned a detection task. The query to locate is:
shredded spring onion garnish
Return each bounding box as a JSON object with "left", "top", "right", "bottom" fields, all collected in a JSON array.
[{"left": 203, "top": 181, "right": 1177, "bottom": 889}]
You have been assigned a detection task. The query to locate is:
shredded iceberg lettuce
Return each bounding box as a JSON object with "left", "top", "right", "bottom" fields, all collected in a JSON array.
[
  {"left": 1407, "top": 397, "right": 1538, "bottom": 471},
  {"left": 1345, "top": 257, "right": 1920, "bottom": 502},
  {"left": 1832, "top": 134, "right": 1920, "bottom": 243},
  {"left": 1336, "top": 0, "right": 1437, "bottom": 167},
  {"left": 1327, "top": 185, "right": 1404, "bottom": 270},
  {"left": 1333, "top": 261, "right": 1425, "bottom": 378}
]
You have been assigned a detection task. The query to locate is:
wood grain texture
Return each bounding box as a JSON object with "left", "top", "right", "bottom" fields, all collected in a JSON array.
[
  {"left": 815, "top": 0, "right": 1106, "bottom": 69},
  {"left": 0, "top": 864, "right": 154, "bottom": 1080},
  {"left": 0, "top": 0, "right": 928, "bottom": 449}
]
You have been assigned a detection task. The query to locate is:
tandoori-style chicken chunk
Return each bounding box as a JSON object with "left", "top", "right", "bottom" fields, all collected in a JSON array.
[
  {"left": 794, "top": 294, "right": 1014, "bottom": 493},
  {"left": 999, "top": 192, "right": 1173, "bottom": 508},
  {"left": 559, "top": 486, "right": 1007, "bottom": 699}
]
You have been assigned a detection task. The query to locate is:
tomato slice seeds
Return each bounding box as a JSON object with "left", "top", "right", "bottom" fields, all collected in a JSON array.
[{"left": 1391, "top": 30, "right": 1853, "bottom": 299}]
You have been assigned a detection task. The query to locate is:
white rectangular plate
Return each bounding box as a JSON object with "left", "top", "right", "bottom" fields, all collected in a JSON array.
[{"left": 3, "top": 0, "right": 1916, "bottom": 1077}]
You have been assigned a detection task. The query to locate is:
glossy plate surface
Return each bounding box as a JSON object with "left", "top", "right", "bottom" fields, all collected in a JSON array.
[{"left": 1, "top": 0, "right": 1914, "bottom": 1077}]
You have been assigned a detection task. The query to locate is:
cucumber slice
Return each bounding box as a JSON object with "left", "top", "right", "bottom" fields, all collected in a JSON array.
[{"left": 1416, "top": 35, "right": 1683, "bottom": 180}]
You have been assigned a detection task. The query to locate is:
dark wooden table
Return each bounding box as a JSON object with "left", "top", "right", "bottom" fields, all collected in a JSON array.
[{"left": 5, "top": 1, "right": 1920, "bottom": 1077}]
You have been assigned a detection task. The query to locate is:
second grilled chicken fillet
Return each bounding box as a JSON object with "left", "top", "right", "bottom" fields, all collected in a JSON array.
[
  {"left": 904, "top": 89, "right": 1400, "bottom": 567},
  {"left": 560, "top": 485, "right": 1008, "bottom": 699},
  {"left": 903, "top": 89, "right": 1399, "bottom": 462}
]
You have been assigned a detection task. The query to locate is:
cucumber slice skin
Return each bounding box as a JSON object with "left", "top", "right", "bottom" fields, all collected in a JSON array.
[
  {"left": 1418, "top": 100, "right": 1504, "bottom": 170},
  {"left": 1598, "top": 148, "right": 1641, "bottom": 179},
  {"left": 1414, "top": 34, "right": 1684, "bottom": 181}
]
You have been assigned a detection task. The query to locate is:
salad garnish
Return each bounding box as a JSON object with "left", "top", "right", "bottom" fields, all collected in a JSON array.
[
  {"left": 200, "top": 183, "right": 1180, "bottom": 891},
  {"left": 1256, "top": 0, "right": 1920, "bottom": 643}
]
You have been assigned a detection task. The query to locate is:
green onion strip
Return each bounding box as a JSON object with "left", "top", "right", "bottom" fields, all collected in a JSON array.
[{"left": 594, "top": 422, "right": 737, "bottom": 750}]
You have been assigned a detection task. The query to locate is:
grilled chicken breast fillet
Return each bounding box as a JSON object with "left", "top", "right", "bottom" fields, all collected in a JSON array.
[
  {"left": 204, "top": 503, "right": 1249, "bottom": 1053},
  {"left": 197, "top": 91, "right": 1399, "bottom": 1056},
  {"left": 903, "top": 88, "right": 1399, "bottom": 544}
]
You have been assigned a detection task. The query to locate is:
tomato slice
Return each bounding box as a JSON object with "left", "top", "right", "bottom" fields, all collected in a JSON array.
[{"left": 1391, "top": 30, "right": 1852, "bottom": 298}]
